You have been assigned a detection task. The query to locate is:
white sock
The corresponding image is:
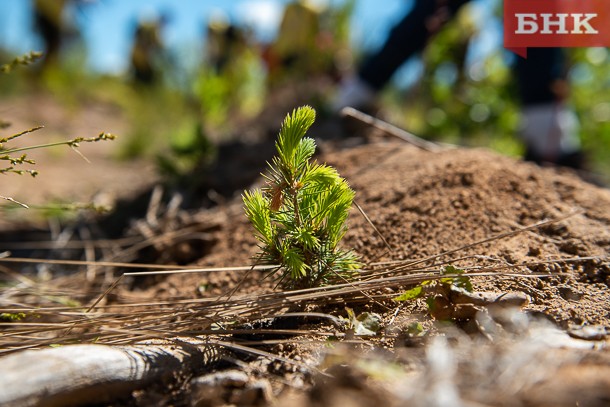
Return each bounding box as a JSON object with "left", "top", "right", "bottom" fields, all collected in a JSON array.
[
  {"left": 332, "top": 75, "right": 377, "bottom": 113},
  {"left": 520, "top": 103, "right": 581, "bottom": 161}
]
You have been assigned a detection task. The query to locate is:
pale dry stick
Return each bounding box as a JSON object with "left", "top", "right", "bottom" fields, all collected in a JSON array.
[
  {"left": 212, "top": 338, "right": 323, "bottom": 374},
  {"left": 121, "top": 264, "right": 277, "bottom": 277},
  {"left": 340, "top": 107, "right": 445, "bottom": 152},
  {"left": 96, "top": 223, "right": 218, "bottom": 267},
  {"left": 0, "top": 256, "right": 258, "bottom": 271},
  {"left": 0, "top": 235, "right": 142, "bottom": 250},
  {"left": 78, "top": 226, "right": 97, "bottom": 282},
  {"left": 0, "top": 195, "right": 29, "bottom": 208},
  {"left": 362, "top": 255, "right": 604, "bottom": 283},
  {"left": 166, "top": 192, "right": 184, "bottom": 225},
  {"left": 388, "top": 301, "right": 406, "bottom": 325},
  {"left": 363, "top": 255, "right": 505, "bottom": 277},
  {"left": 69, "top": 145, "right": 91, "bottom": 163},
  {"left": 75, "top": 262, "right": 278, "bottom": 333},
  {"left": 368, "top": 253, "right": 512, "bottom": 269},
  {"left": 329, "top": 267, "right": 392, "bottom": 312},
  {"left": 370, "top": 256, "right": 607, "bottom": 282},
  {"left": 145, "top": 185, "right": 164, "bottom": 228},
  {"left": 0, "top": 264, "right": 37, "bottom": 287},
  {"left": 53, "top": 224, "right": 76, "bottom": 256}
]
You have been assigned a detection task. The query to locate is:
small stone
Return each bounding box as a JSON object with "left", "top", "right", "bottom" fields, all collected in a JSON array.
[
  {"left": 568, "top": 325, "right": 607, "bottom": 341},
  {"left": 558, "top": 286, "right": 583, "bottom": 301}
]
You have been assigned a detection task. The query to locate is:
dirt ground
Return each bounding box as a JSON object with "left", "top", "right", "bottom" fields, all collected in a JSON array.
[{"left": 1, "top": 94, "right": 610, "bottom": 406}]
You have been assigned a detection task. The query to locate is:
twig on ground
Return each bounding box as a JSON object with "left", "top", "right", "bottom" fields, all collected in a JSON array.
[{"left": 340, "top": 107, "right": 445, "bottom": 152}]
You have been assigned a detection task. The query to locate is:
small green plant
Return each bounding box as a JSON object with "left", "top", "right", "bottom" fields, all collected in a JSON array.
[
  {"left": 0, "top": 53, "right": 116, "bottom": 210},
  {"left": 0, "top": 51, "right": 43, "bottom": 74},
  {"left": 0, "top": 312, "right": 27, "bottom": 322},
  {"left": 0, "top": 128, "right": 115, "bottom": 178},
  {"left": 394, "top": 265, "right": 473, "bottom": 320},
  {"left": 0, "top": 129, "right": 116, "bottom": 208},
  {"left": 243, "top": 105, "right": 360, "bottom": 289},
  {"left": 156, "top": 121, "right": 215, "bottom": 181}
]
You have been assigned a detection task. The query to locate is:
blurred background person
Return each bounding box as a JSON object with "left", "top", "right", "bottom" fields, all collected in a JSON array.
[
  {"left": 335, "top": 0, "right": 584, "bottom": 169},
  {"left": 129, "top": 11, "right": 168, "bottom": 85},
  {"left": 272, "top": 0, "right": 320, "bottom": 73},
  {"left": 32, "top": 0, "right": 71, "bottom": 70},
  {"left": 205, "top": 13, "right": 247, "bottom": 75}
]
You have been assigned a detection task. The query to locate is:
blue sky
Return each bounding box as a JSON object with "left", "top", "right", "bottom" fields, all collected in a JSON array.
[{"left": 0, "top": 0, "right": 413, "bottom": 74}]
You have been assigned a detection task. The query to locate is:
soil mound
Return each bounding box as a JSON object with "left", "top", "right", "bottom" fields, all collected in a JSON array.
[
  {"left": 181, "top": 140, "right": 610, "bottom": 326},
  {"left": 334, "top": 142, "right": 610, "bottom": 325}
]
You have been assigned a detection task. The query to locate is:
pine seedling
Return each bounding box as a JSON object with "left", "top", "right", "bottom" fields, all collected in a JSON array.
[{"left": 243, "top": 106, "right": 360, "bottom": 289}]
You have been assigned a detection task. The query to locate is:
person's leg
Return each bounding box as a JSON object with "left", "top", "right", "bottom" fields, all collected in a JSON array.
[
  {"left": 358, "top": 1, "right": 438, "bottom": 90},
  {"left": 335, "top": 0, "right": 471, "bottom": 111},
  {"left": 515, "top": 48, "right": 583, "bottom": 168}
]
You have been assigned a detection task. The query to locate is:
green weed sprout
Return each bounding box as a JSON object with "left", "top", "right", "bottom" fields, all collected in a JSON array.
[
  {"left": 0, "top": 53, "right": 116, "bottom": 211},
  {"left": 0, "top": 129, "right": 116, "bottom": 208},
  {"left": 0, "top": 51, "right": 42, "bottom": 74},
  {"left": 243, "top": 106, "right": 360, "bottom": 289},
  {"left": 0, "top": 128, "right": 116, "bottom": 177}
]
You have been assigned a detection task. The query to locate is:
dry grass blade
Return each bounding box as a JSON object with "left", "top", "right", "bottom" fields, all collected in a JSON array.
[
  {"left": 0, "top": 125, "right": 44, "bottom": 141},
  {"left": 0, "top": 254, "right": 598, "bottom": 354},
  {"left": 0, "top": 257, "right": 277, "bottom": 272},
  {"left": 0, "top": 236, "right": 142, "bottom": 250},
  {"left": 354, "top": 200, "right": 392, "bottom": 253},
  {"left": 374, "top": 211, "right": 583, "bottom": 276},
  {"left": 0, "top": 263, "right": 585, "bottom": 354},
  {"left": 0, "top": 211, "right": 606, "bottom": 361}
]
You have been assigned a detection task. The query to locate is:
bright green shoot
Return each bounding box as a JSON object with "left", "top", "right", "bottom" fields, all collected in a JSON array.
[{"left": 243, "top": 106, "right": 360, "bottom": 288}]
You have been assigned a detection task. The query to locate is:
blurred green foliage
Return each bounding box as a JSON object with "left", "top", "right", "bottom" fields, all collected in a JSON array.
[
  {"left": 1, "top": 0, "right": 608, "bottom": 187},
  {"left": 568, "top": 47, "right": 610, "bottom": 178},
  {"left": 382, "top": 3, "right": 609, "bottom": 182}
]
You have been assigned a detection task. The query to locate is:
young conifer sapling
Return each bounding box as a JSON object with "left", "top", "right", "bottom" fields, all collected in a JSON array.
[{"left": 243, "top": 106, "right": 360, "bottom": 288}]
